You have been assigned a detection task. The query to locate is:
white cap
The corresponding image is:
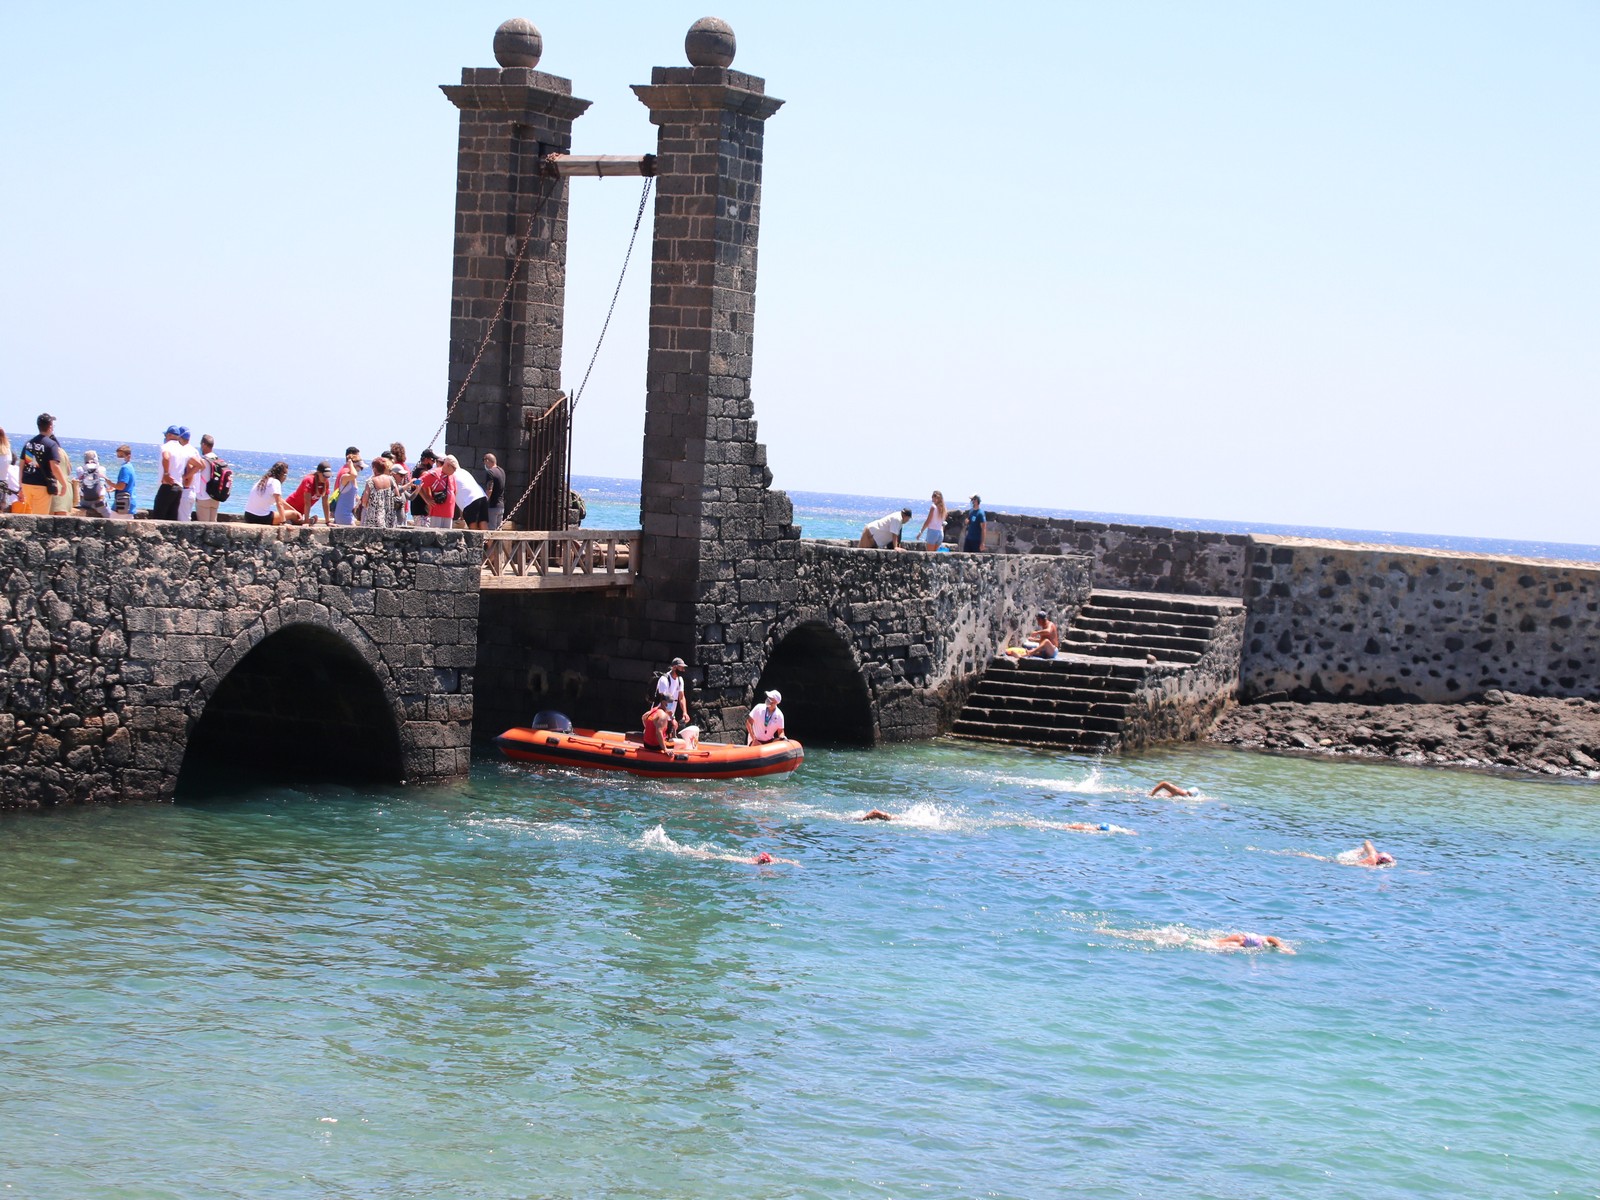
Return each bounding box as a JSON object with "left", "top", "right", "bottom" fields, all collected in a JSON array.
[{"left": 765, "top": 689, "right": 782, "bottom": 703}]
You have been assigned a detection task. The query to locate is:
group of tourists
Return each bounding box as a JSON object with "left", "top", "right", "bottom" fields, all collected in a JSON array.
[
  {"left": 859, "top": 491, "right": 990, "bottom": 552},
  {"left": 0, "top": 413, "right": 510, "bottom": 532},
  {"left": 238, "top": 444, "right": 506, "bottom": 531},
  {"left": 0, "top": 414, "right": 135, "bottom": 518}
]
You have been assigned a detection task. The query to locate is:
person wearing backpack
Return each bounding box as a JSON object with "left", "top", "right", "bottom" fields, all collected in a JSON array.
[
  {"left": 196, "top": 434, "right": 230, "bottom": 521},
  {"left": 75, "top": 450, "right": 111, "bottom": 518}
]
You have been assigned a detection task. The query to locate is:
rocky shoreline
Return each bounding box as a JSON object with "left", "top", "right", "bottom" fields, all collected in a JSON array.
[{"left": 1207, "top": 692, "right": 1600, "bottom": 780}]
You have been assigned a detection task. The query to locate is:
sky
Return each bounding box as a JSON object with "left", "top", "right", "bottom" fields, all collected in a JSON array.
[{"left": 2, "top": 1, "right": 1596, "bottom": 542}]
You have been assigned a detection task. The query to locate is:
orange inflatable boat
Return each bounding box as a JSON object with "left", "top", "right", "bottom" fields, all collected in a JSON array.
[{"left": 496, "top": 724, "right": 804, "bottom": 780}]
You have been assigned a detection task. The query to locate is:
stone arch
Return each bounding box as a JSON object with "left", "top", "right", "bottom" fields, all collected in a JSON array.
[
  {"left": 176, "top": 609, "right": 404, "bottom": 796},
  {"left": 752, "top": 616, "right": 875, "bottom": 746}
]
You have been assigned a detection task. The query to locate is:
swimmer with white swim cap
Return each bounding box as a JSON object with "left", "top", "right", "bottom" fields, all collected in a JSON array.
[{"left": 1353, "top": 839, "right": 1395, "bottom": 867}]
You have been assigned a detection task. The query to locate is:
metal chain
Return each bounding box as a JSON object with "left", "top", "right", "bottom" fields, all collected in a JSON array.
[
  {"left": 569, "top": 176, "right": 654, "bottom": 412},
  {"left": 422, "top": 183, "right": 554, "bottom": 460},
  {"left": 491, "top": 175, "right": 655, "bottom": 530}
]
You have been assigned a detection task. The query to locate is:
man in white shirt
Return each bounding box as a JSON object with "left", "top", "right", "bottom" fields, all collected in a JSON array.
[
  {"left": 452, "top": 461, "right": 490, "bottom": 530},
  {"left": 154, "top": 425, "right": 185, "bottom": 520},
  {"left": 176, "top": 427, "right": 205, "bottom": 522},
  {"left": 192, "top": 433, "right": 221, "bottom": 522},
  {"left": 655, "top": 657, "right": 689, "bottom": 727},
  {"left": 746, "top": 690, "right": 785, "bottom": 745},
  {"left": 858, "top": 507, "right": 912, "bottom": 550}
]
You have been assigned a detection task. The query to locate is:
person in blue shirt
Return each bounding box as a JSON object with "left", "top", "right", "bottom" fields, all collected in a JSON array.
[
  {"left": 110, "top": 444, "right": 137, "bottom": 515},
  {"left": 961, "top": 494, "right": 987, "bottom": 552}
]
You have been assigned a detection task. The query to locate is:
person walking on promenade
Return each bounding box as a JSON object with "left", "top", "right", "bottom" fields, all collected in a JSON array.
[
  {"left": 357, "top": 455, "right": 401, "bottom": 528},
  {"left": 656, "top": 658, "right": 691, "bottom": 729},
  {"left": 482, "top": 452, "right": 506, "bottom": 530},
  {"left": 746, "top": 690, "right": 786, "bottom": 745},
  {"left": 331, "top": 447, "right": 362, "bottom": 526},
  {"left": 110, "top": 444, "right": 136, "bottom": 516},
  {"left": 0, "top": 427, "right": 20, "bottom": 512},
  {"left": 916, "top": 490, "right": 948, "bottom": 551},
  {"left": 175, "top": 428, "right": 205, "bottom": 522},
  {"left": 153, "top": 425, "right": 185, "bottom": 520},
  {"left": 960, "top": 494, "right": 987, "bottom": 552},
  {"left": 193, "top": 434, "right": 225, "bottom": 522},
  {"left": 243, "top": 462, "right": 295, "bottom": 525},
  {"left": 410, "top": 449, "right": 438, "bottom": 524},
  {"left": 20, "top": 413, "right": 69, "bottom": 516},
  {"left": 860, "top": 508, "right": 913, "bottom": 550},
  {"left": 452, "top": 459, "right": 490, "bottom": 530},
  {"left": 419, "top": 455, "right": 458, "bottom": 529}
]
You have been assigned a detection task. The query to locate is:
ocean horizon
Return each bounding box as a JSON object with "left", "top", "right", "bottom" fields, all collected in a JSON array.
[{"left": 50, "top": 435, "right": 1600, "bottom": 565}]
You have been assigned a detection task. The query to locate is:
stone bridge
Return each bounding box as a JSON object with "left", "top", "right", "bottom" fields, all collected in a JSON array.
[{"left": 0, "top": 517, "right": 478, "bottom": 808}]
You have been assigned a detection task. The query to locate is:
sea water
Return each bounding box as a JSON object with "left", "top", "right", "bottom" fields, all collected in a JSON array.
[{"left": 4, "top": 741, "right": 1599, "bottom": 1198}]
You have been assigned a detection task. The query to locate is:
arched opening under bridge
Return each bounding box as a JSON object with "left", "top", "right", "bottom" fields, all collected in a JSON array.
[
  {"left": 177, "top": 623, "right": 403, "bottom": 797},
  {"left": 754, "top": 622, "right": 875, "bottom": 746}
]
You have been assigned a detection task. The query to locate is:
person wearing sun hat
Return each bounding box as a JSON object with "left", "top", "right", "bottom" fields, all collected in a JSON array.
[{"left": 746, "top": 689, "right": 786, "bottom": 745}]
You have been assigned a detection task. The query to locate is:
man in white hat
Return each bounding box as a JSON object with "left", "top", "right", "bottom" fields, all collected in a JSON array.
[
  {"left": 746, "top": 689, "right": 786, "bottom": 745},
  {"left": 655, "top": 657, "right": 690, "bottom": 729}
]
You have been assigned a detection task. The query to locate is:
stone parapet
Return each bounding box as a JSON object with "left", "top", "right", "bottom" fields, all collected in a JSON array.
[
  {"left": 979, "top": 511, "right": 1249, "bottom": 597},
  {"left": 1240, "top": 537, "right": 1600, "bottom": 703}
]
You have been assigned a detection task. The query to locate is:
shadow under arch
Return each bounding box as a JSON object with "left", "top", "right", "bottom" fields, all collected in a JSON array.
[
  {"left": 754, "top": 620, "right": 875, "bottom": 746},
  {"left": 177, "top": 622, "right": 404, "bottom": 797}
]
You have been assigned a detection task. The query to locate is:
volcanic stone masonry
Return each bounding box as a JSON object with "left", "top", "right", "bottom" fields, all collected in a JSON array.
[{"left": 0, "top": 517, "right": 479, "bottom": 809}]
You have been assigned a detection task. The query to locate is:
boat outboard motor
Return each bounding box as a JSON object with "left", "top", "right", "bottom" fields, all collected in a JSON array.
[{"left": 531, "top": 710, "right": 574, "bottom": 733}]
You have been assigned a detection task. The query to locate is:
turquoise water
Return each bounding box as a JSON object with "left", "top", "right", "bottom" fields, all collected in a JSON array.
[{"left": 4, "top": 742, "right": 1599, "bottom": 1197}]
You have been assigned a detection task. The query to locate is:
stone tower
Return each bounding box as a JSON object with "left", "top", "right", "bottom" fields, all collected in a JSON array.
[
  {"left": 440, "top": 19, "right": 589, "bottom": 525},
  {"left": 631, "top": 18, "right": 800, "bottom": 732}
]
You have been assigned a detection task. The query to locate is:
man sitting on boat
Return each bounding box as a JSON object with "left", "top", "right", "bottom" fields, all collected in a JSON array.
[
  {"left": 747, "top": 690, "right": 786, "bottom": 745},
  {"left": 642, "top": 694, "right": 675, "bottom": 751}
]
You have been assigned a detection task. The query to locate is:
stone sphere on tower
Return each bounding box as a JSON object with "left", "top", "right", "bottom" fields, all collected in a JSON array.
[
  {"left": 493, "top": 18, "right": 544, "bottom": 69},
  {"left": 684, "top": 17, "right": 736, "bottom": 68}
]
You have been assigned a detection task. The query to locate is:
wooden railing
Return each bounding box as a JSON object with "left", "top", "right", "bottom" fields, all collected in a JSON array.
[{"left": 481, "top": 529, "right": 639, "bottom": 590}]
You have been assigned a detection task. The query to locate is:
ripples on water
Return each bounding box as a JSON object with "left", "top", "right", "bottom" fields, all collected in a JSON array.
[{"left": 4, "top": 742, "right": 1600, "bottom": 1197}]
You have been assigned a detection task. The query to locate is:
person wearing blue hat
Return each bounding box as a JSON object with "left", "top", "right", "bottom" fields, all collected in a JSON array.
[{"left": 153, "top": 425, "right": 185, "bottom": 520}]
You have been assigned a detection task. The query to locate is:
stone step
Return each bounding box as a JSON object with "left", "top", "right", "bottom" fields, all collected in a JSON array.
[
  {"left": 1073, "top": 614, "right": 1219, "bottom": 640},
  {"left": 973, "top": 680, "right": 1140, "bottom": 703},
  {"left": 985, "top": 656, "right": 1146, "bottom": 681},
  {"left": 963, "top": 693, "right": 1132, "bottom": 719},
  {"left": 1089, "top": 589, "right": 1244, "bottom": 617},
  {"left": 1078, "top": 604, "right": 1221, "bottom": 630},
  {"left": 957, "top": 706, "right": 1124, "bottom": 734},
  {"left": 1065, "top": 629, "right": 1212, "bottom": 656},
  {"left": 1059, "top": 640, "right": 1203, "bottom": 665},
  {"left": 949, "top": 722, "right": 1118, "bottom": 751}
]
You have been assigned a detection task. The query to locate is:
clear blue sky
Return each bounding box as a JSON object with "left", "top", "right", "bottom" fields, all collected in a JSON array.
[{"left": 2, "top": 2, "right": 1596, "bottom": 541}]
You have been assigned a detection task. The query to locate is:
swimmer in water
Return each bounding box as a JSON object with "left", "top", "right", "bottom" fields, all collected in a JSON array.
[
  {"left": 1353, "top": 839, "right": 1395, "bottom": 867},
  {"left": 1061, "top": 822, "right": 1125, "bottom": 834},
  {"left": 749, "top": 851, "right": 800, "bottom": 865},
  {"left": 861, "top": 809, "right": 894, "bottom": 821},
  {"left": 1149, "top": 781, "right": 1193, "bottom": 798},
  {"left": 1210, "top": 933, "right": 1294, "bottom": 953}
]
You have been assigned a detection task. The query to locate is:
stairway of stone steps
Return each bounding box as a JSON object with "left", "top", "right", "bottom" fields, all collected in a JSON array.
[{"left": 950, "top": 590, "right": 1243, "bottom": 751}]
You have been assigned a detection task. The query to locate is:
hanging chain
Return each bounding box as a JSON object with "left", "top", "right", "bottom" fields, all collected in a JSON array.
[
  {"left": 421, "top": 182, "right": 554, "bottom": 460},
  {"left": 490, "top": 175, "right": 655, "bottom": 531}
]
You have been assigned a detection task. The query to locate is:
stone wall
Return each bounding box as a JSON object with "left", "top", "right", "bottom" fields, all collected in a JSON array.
[
  {"left": 1120, "top": 604, "right": 1247, "bottom": 750},
  {"left": 473, "top": 546, "right": 1091, "bottom": 745},
  {"left": 981, "top": 511, "right": 1250, "bottom": 597},
  {"left": 1240, "top": 536, "right": 1600, "bottom": 703},
  {"left": 0, "top": 515, "right": 480, "bottom": 809}
]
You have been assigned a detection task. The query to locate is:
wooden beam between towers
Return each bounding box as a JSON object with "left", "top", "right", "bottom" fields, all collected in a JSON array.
[{"left": 541, "top": 154, "right": 657, "bottom": 179}]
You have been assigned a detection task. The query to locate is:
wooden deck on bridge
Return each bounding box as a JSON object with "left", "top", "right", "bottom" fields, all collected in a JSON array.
[{"left": 481, "top": 530, "right": 639, "bottom": 591}]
